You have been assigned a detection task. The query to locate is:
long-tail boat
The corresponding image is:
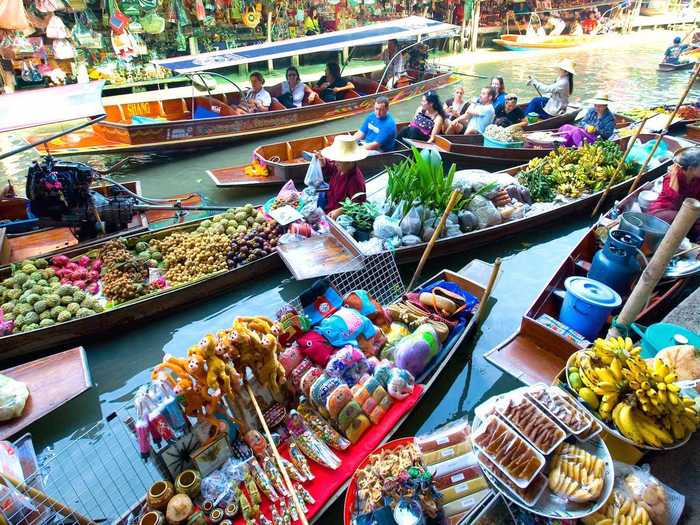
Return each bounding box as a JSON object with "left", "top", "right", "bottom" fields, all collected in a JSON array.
[
  {"left": 492, "top": 33, "right": 605, "bottom": 50},
  {"left": 26, "top": 17, "right": 460, "bottom": 156},
  {"left": 484, "top": 178, "right": 691, "bottom": 386}
]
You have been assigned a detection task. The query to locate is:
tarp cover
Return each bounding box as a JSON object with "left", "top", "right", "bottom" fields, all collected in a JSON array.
[
  {"left": 154, "top": 16, "right": 458, "bottom": 73},
  {"left": 0, "top": 81, "right": 106, "bottom": 133}
]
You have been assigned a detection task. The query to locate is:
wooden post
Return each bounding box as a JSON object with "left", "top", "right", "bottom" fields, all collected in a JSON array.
[
  {"left": 628, "top": 64, "right": 700, "bottom": 194},
  {"left": 470, "top": 0, "right": 481, "bottom": 52},
  {"left": 608, "top": 198, "right": 700, "bottom": 338},
  {"left": 460, "top": 0, "right": 468, "bottom": 51},
  {"left": 266, "top": 12, "right": 273, "bottom": 72},
  {"left": 590, "top": 115, "right": 651, "bottom": 218},
  {"left": 408, "top": 190, "right": 461, "bottom": 290}
]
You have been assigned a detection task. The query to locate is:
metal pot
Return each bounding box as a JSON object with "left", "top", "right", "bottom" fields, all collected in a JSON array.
[{"left": 619, "top": 212, "right": 670, "bottom": 255}]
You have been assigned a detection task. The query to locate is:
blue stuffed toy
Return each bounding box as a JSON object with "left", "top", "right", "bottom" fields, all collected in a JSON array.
[{"left": 314, "top": 307, "right": 377, "bottom": 348}]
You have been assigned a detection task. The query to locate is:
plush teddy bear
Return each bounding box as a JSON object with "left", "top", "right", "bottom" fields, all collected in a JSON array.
[
  {"left": 392, "top": 324, "right": 441, "bottom": 378},
  {"left": 314, "top": 307, "right": 377, "bottom": 348}
]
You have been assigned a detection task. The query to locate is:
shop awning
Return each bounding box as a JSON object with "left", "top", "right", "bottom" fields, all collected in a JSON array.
[
  {"left": 0, "top": 81, "right": 106, "bottom": 133},
  {"left": 154, "top": 16, "right": 459, "bottom": 73}
]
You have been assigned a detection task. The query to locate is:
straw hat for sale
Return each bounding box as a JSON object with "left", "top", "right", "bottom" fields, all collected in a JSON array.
[
  {"left": 556, "top": 58, "right": 576, "bottom": 75},
  {"left": 321, "top": 135, "right": 368, "bottom": 163},
  {"left": 587, "top": 92, "right": 612, "bottom": 105}
]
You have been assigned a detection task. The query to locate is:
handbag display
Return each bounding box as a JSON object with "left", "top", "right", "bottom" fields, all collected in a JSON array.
[
  {"left": 36, "top": 0, "right": 66, "bottom": 13},
  {"left": 140, "top": 12, "right": 165, "bottom": 33},
  {"left": 46, "top": 14, "right": 70, "bottom": 38},
  {"left": 0, "top": 0, "right": 31, "bottom": 29},
  {"left": 52, "top": 38, "right": 75, "bottom": 59}
]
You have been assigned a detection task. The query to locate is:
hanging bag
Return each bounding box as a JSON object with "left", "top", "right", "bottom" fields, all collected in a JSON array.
[
  {"left": 35, "top": 0, "right": 66, "bottom": 14},
  {"left": 108, "top": 0, "right": 130, "bottom": 34},
  {"left": 52, "top": 38, "right": 75, "bottom": 59},
  {"left": 140, "top": 11, "right": 165, "bottom": 33},
  {"left": 0, "top": 0, "right": 32, "bottom": 29},
  {"left": 46, "top": 14, "right": 70, "bottom": 38}
]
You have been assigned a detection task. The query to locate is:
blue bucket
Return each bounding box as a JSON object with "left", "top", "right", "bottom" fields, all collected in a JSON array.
[{"left": 560, "top": 276, "right": 622, "bottom": 341}]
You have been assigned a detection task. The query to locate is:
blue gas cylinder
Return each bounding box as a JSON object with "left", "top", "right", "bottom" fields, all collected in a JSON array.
[{"left": 588, "top": 229, "right": 643, "bottom": 295}]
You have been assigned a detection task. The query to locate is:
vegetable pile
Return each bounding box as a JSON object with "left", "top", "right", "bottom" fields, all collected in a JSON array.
[{"left": 517, "top": 140, "right": 637, "bottom": 201}]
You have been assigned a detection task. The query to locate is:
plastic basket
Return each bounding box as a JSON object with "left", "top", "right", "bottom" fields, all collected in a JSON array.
[{"left": 483, "top": 135, "right": 524, "bottom": 149}]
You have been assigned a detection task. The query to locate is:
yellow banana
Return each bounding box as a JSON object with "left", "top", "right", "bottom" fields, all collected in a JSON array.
[
  {"left": 616, "top": 404, "right": 645, "bottom": 445},
  {"left": 610, "top": 358, "right": 623, "bottom": 382}
]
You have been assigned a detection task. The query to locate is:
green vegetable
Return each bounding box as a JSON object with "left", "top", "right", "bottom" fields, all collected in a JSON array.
[{"left": 340, "top": 199, "right": 379, "bottom": 231}]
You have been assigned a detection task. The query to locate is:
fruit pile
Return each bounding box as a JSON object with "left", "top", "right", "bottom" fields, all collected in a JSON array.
[
  {"left": 0, "top": 260, "right": 103, "bottom": 333},
  {"left": 227, "top": 221, "right": 283, "bottom": 269},
  {"left": 195, "top": 204, "right": 267, "bottom": 237},
  {"left": 484, "top": 124, "right": 524, "bottom": 143},
  {"left": 518, "top": 140, "right": 637, "bottom": 201},
  {"left": 50, "top": 254, "right": 102, "bottom": 295},
  {"left": 568, "top": 336, "right": 699, "bottom": 447},
  {"left": 152, "top": 230, "right": 230, "bottom": 285},
  {"left": 99, "top": 240, "right": 151, "bottom": 303},
  {"left": 132, "top": 240, "right": 164, "bottom": 270}
]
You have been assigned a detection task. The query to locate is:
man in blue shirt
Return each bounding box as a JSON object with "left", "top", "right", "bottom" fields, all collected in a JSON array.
[{"left": 353, "top": 96, "right": 397, "bottom": 152}]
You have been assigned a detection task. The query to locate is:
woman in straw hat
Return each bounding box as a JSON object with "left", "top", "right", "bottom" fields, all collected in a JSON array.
[
  {"left": 524, "top": 58, "right": 575, "bottom": 119},
  {"left": 557, "top": 91, "right": 616, "bottom": 147},
  {"left": 316, "top": 135, "right": 368, "bottom": 219}
]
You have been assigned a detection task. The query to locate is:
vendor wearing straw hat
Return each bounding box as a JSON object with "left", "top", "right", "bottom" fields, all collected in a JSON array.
[
  {"left": 316, "top": 135, "right": 368, "bottom": 219},
  {"left": 557, "top": 91, "right": 616, "bottom": 147},
  {"left": 525, "top": 58, "right": 575, "bottom": 119},
  {"left": 648, "top": 147, "right": 700, "bottom": 242}
]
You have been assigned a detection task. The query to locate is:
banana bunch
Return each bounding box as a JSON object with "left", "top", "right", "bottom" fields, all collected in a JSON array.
[
  {"left": 583, "top": 490, "right": 651, "bottom": 525},
  {"left": 612, "top": 402, "right": 675, "bottom": 448}
]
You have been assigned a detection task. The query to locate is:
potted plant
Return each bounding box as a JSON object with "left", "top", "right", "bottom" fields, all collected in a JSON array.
[{"left": 339, "top": 197, "right": 379, "bottom": 241}]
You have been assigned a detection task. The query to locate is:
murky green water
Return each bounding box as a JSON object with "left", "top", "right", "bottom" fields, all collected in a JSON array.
[{"left": 9, "top": 29, "right": 698, "bottom": 520}]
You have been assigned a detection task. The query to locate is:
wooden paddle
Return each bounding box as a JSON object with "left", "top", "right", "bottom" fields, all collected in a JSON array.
[
  {"left": 474, "top": 257, "right": 501, "bottom": 325},
  {"left": 590, "top": 114, "right": 651, "bottom": 218},
  {"left": 628, "top": 64, "right": 700, "bottom": 195},
  {"left": 245, "top": 382, "right": 308, "bottom": 525},
  {"left": 408, "top": 190, "right": 461, "bottom": 290}
]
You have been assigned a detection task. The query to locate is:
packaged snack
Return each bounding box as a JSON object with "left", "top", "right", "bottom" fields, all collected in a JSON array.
[
  {"left": 623, "top": 464, "right": 668, "bottom": 525},
  {"left": 582, "top": 488, "right": 653, "bottom": 525},
  {"left": 471, "top": 415, "right": 545, "bottom": 488},
  {"left": 525, "top": 384, "right": 592, "bottom": 435},
  {"left": 432, "top": 465, "right": 483, "bottom": 490},
  {"left": 547, "top": 442, "right": 605, "bottom": 503},
  {"left": 440, "top": 477, "right": 489, "bottom": 504},
  {"left": 427, "top": 451, "right": 478, "bottom": 478},
  {"left": 575, "top": 417, "right": 603, "bottom": 442},
  {"left": 415, "top": 417, "right": 471, "bottom": 453},
  {"left": 476, "top": 451, "right": 547, "bottom": 507},
  {"left": 442, "top": 488, "right": 490, "bottom": 517},
  {"left": 496, "top": 394, "right": 567, "bottom": 455},
  {"left": 422, "top": 441, "right": 472, "bottom": 466}
]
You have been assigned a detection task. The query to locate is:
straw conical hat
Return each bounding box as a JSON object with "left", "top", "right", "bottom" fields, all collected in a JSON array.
[
  {"left": 587, "top": 92, "right": 612, "bottom": 105},
  {"left": 321, "top": 135, "right": 368, "bottom": 162},
  {"left": 556, "top": 58, "right": 576, "bottom": 75}
]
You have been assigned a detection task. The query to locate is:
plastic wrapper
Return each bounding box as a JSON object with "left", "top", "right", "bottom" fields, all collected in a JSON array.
[
  {"left": 622, "top": 463, "right": 670, "bottom": 525},
  {"left": 400, "top": 205, "right": 422, "bottom": 236},
  {"left": 432, "top": 465, "right": 483, "bottom": 490},
  {"left": 525, "top": 384, "right": 592, "bottom": 435},
  {"left": 422, "top": 442, "right": 472, "bottom": 466},
  {"left": 496, "top": 394, "right": 567, "bottom": 455},
  {"left": 504, "top": 183, "right": 533, "bottom": 204},
  {"left": 389, "top": 200, "right": 405, "bottom": 222},
  {"left": 468, "top": 195, "right": 501, "bottom": 229},
  {"left": 471, "top": 415, "right": 545, "bottom": 488},
  {"left": 445, "top": 222, "right": 462, "bottom": 238},
  {"left": 401, "top": 234, "right": 422, "bottom": 246},
  {"left": 278, "top": 232, "right": 306, "bottom": 245},
  {"left": 476, "top": 451, "right": 547, "bottom": 507},
  {"left": 458, "top": 210, "right": 478, "bottom": 233},
  {"left": 575, "top": 416, "right": 603, "bottom": 442},
  {"left": 441, "top": 477, "right": 489, "bottom": 503},
  {"left": 548, "top": 442, "right": 604, "bottom": 503},
  {"left": 277, "top": 180, "right": 299, "bottom": 200},
  {"left": 426, "top": 451, "right": 478, "bottom": 478},
  {"left": 357, "top": 237, "right": 384, "bottom": 255},
  {"left": 383, "top": 236, "right": 401, "bottom": 251},
  {"left": 415, "top": 417, "right": 471, "bottom": 453},
  {"left": 0, "top": 375, "right": 29, "bottom": 422},
  {"left": 442, "top": 488, "right": 491, "bottom": 517},
  {"left": 372, "top": 215, "right": 402, "bottom": 240}
]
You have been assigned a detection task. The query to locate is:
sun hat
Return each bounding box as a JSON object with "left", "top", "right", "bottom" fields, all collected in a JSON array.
[
  {"left": 321, "top": 135, "right": 368, "bottom": 162},
  {"left": 587, "top": 91, "right": 612, "bottom": 105},
  {"left": 556, "top": 58, "right": 576, "bottom": 75}
]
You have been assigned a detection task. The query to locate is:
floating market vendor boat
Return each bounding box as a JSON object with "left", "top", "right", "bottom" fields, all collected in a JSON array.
[
  {"left": 26, "top": 18, "right": 460, "bottom": 156},
  {"left": 0, "top": 347, "right": 92, "bottom": 440},
  {"left": 331, "top": 135, "right": 688, "bottom": 266},
  {"left": 492, "top": 33, "right": 605, "bottom": 51},
  {"left": 484, "top": 178, "right": 693, "bottom": 388},
  {"left": 657, "top": 61, "right": 695, "bottom": 72}
]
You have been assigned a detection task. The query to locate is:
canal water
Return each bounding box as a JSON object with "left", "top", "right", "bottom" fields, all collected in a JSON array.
[{"left": 9, "top": 29, "right": 700, "bottom": 518}]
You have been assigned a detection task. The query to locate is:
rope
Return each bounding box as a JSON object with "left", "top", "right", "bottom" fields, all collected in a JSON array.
[{"left": 609, "top": 315, "right": 631, "bottom": 337}]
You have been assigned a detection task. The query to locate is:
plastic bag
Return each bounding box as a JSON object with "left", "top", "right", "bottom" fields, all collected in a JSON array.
[
  {"left": 628, "top": 139, "right": 671, "bottom": 167},
  {"left": 304, "top": 155, "right": 325, "bottom": 189},
  {"left": 445, "top": 223, "right": 461, "bottom": 238},
  {"left": 390, "top": 201, "right": 405, "bottom": 222},
  {"left": 458, "top": 210, "right": 478, "bottom": 232},
  {"left": 0, "top": 374, "right": 29, "bottom": 422},
  {"left": 46, "top": 14, "right": 69, "bottom": 38},
  {"left": 357, "top": 237, "right": 384, "bottom": 255},
  {"left": 373, "top": 215, "right": 401, "bottom": 240},
  {"left": 383, "top": 236, "right": 401, "bottom": 250},
  {"left": 400, "top": 206, "right": 421, "bottom": 236},
  {"left": 623, "top": 464, "right": 669, "bottom": 525},
  {"left": 401, "top": 234, "right": 421, "bottom": 246},
  {"left": 277, "top": 179, "right": 299, "bottom": 200},
  {"left": 468, "top": 195, "right": 501, "bottom": 228}
]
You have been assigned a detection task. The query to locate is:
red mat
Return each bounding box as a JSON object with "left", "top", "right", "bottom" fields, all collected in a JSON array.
[{"left": 233, "top": 385, "right": 425, "bottom": 523}]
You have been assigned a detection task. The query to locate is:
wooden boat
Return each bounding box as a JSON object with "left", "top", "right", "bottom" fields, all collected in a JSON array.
[
  {"left": 27, "top": 18, "right": 460, "bottom": 156},
  {"left": 0, "top": 347, "right": 92, "bottom": 440},
  {"left": 658, "top": 61, "right": 695, "bottom": 72},
  {"left": 0, "top": 181, "right": 203, "bottom": 267},
  {"left": 484, "top": 181, "right": 689, "bottom": 386},
  {"left": 206, "top": 108, "right": 588, "bottom": 189},
  {"left": 331, "top": 134, "right": 686, "bottom": 266},
  {"left": 492, "top": 33, "right": 604, "bottom": 50}
]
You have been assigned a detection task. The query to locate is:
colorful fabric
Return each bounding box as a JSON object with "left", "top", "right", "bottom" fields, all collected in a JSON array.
[
  {"left": 558, "top": 124, "right": 597, "bottom": 147},
  {"left": 648, "top": 168, "right": 700, "bottom": 216},
  {"left": 410, "top": 110, "right": 436, "bottom": 137}
]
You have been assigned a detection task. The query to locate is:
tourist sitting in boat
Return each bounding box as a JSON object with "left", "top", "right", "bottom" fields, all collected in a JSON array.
[
  {"left": 556, "top": 92, "right": 615, "bottom": 147},
  {"left": 304, "top": 7, "right": 322, "bottom": 35},
  {"left": 663, "top": 36, "right": 690, "bottom": 65},
  {"left": 443, "top": 85, "right": 468, "bottom": 121},
  {"left": 278, "top": 66, "right": 317, "bottom": 108},
  {"left": 648, "top": 147, "right": 700, "bottom": 242},
  {"left": 525, "top": 59, "right": 575, "bottom": 119},
  {"left": 353, "top": 96, "right": 397, "bottom": 152},
  {"left": 315, "top": 62, "right": 355, "bottom": 102},
  {"left": 316, "top": 136, "right": 368, "bottom": 219},
  {"left": 237, "top": 72, "right": 271, "bottom": 113},
  {"left": 582, "top": 11, "right": 598, "bottom": 34},
  {"left": 397, "top": 91, "right": 446, "bottom": 144},
  {"left": 494, "top": 93, "right": 526, "bottom": 127},
  {"left": 444, "top": 86, "right": 495, "bottom": 135},
  {"left": 491, "top": 76, "right": 507, "bottom": 114}
]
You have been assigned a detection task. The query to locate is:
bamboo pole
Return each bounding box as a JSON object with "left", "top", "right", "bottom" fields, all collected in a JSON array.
[
  {"left": 590, "top": 115, "right": 651, "bottom": 218},
  {"left": 608, "top": 198, "right": 700, "bottom": 338},
  {"left": 474, "top": 257, "right": 501, "bottom": 325},
  {"left": 245, "top": 383, "right": 308, "bottom": 525},
  {"left": 0, "top": 474, "right": 96, "bottom": 525},
  {"left": 408, "top": 190, "right": 461, "bottom": 290},
  {"left": 628, "top": 65, "right": 700, "bottom": 194}
]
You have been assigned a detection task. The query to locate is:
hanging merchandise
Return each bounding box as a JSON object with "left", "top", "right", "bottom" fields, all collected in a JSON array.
[
  {"left": 1, "top": 1, "right": 30, "bottom": 30},
  {"left": 121, "top": 0, "right": 142, "bottom": 18},
  {"left": 229, "top": 0, "right": 242, "bottom": 20},
  {"left": 128, "top": 19, "right": 143, "bottom": 32},
  {"left": 46, "top": 14, "right": 70, "bottom": 38},
  {"left": 141, "top": 11, "right": 165, "bottom": 33},
  {"left": 35, "top": 0, "right": 66, "bottom": 14},
  {"left": 173, "top": 0, "right": 190, "bottom": 27},
  {"left": 108, "top": 0, "right": 130, "bottom": 34},
  {"left": 131, "top": 31, "right": 148, "bottom": 54},
  {"left": 64, "top": 0, "right": 88, "bottom": 11},
  {"left": 72, "top": 13, "right": 93, "bottom": 43},
  {"left": 138, "top": 0, "right": 157, "bottom": 12},
  {"left": 20, "top": 61, "right": 42, "bottom": 82},
  {"left": 111, "top": 28, "right": 137, "bottom": 58},
  {"left": 10, "top": 34, "right": 36, "bottom": 55},
  {"left": 175, "top": 24, "right": 186, "bottom": 51},
  {"left": 52, "top": 37, "right": 75, "bottom": 58},
  {"left": 195, "top": 0, "right": 205, "bottom": 22},
  {"left": 242, "top": 5, "right": 260, "bottom": 28}
]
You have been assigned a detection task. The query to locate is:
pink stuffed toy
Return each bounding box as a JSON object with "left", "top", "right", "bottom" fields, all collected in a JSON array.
[{"left": 297, "top": 331, "right": 336, "bottom": 367}]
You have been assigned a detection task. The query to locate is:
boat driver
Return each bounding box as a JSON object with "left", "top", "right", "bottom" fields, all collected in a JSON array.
[
  {"left": 353, "top": 96, "right": 397, "bottom": 153},
  {"left": 238, "top": 72, "right": 271, "bottom": 113},
  {"left": 663, "top": 36, "right": 690, "bottom": 65},
  {"left": 648, "top": 147, "right": 700, "bottom": 242}
]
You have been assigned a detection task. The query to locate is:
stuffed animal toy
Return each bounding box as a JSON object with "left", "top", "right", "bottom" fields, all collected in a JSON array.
[
  {"left": 386, "top": 368, "right": 415, "bottom": 400},
  {"left": 276, "top": 306, "right": 311, "bottom": 346},
  {"left": 358, "top": 331, "right": 387, "bottom": 357},
  {"left": 393, "top": 324, "right": 442, "bottom": 378},
  {"left": 279, "top": 344, "right": 304, "bottom": 375},
  {"left": 297, "top": 331, "right": 335, "bottom": 367},
  {"left": 172, "top": 377, "right": 225, "bottom": 433},
  {"left": 379, "top": 322, "right": 411, "bottom": 360},
  {"left": 300, "top": 279, "right": 343, "bottom": 325},
  {"left": 290, "top": 358, "right": 313, "bottom": 391},
  {"left": 343, "top": 290, "right": 390, "bottom": 329},
  {"left": 325, "top": 345, "right": 372, "bottom": 386},
  {"left": 351, "top": 374, "right": 392, "bottom": 424},
  {"left": 314, "top": 307, "right": 377, "bottom": 348},
  {"left": 152, "top": 354, "right": 190, "bottom": 385}
]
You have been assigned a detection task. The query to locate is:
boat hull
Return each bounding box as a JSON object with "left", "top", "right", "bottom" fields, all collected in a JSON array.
[
  {"left": 658, "top": 61, "right": 695, "bottom": 72},
  {"left": 493, "top": 34, "right": 603, "bottom": 50}
]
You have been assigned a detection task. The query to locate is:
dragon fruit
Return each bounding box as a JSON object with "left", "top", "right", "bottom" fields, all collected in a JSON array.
[{"left": 51, "top": 255, "right": 70, "bottom": 267}]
